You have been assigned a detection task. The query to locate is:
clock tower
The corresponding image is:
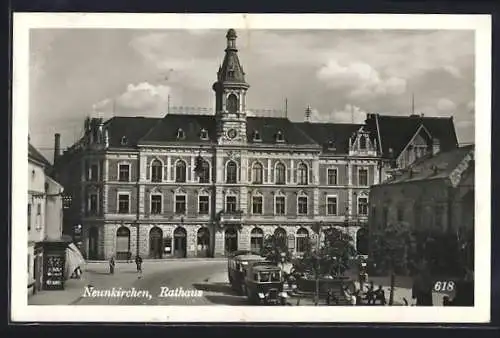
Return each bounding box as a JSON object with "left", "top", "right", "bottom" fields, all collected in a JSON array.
[{"left": 213, "top": 29, "right": 249, "bottom": 145}]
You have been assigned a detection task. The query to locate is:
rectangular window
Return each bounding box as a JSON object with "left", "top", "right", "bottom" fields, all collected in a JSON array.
[
  {"left": 327, "top": 168, "right": 338, "bottom": 185},
  {"left": 434, "top": 205, "right": 445, "bottom": 229},
  {"left": 198, "top": 196, "right": 209, "bottom": 215},
  {"left": 275, "top": 196, "right": 285, "bottom": 215},
  {"left": 358, "top": 197, "right": 368, "bottom": 216},
  {"left": 397, "top": 204, "right": 405, "bottom": 222},
  {"left": 151, "top": 195, "right": 162, "bottom": 214},
  {"left": 226, "top": 196, "right": 237, "bottom": 213},
  {"left": 327, "top": 197, "right": 338, "bottom": 215},
  {"left": 37, "top": 203, "right": 41, "bottom": 215},
  {"left": 89, "top": 164, "right": 99, "bottom": 181},
  {"left": 27, "top": 204, "right": 31, "bottom": 231},
  {"left": 89, "top": 194, "right": 98, "bottom": 214},
  {"left": 175, "top": 195, "right": 186, "bottom": 214},
  {"left": 118, "top": 194, "right": 130, "bottom": 214},
  {"left": 358, "top": 168, "right": 368, "bottom": 186},
  {"left": 252, "top": 196, "right": 263, "bottom": 215},
  {"left": 298, "top": 196, "right": 308, "bottom": 215},
  {"left": 118, "top": 164, "right": 130, "bottom": 182}
]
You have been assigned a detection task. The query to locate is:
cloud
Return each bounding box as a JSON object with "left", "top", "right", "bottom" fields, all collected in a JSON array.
[
  {"left": 437, "top": 98, "right": 457, "bottom": 112},
  {"left": 309, "top": 104, "right": 368, "bottom": 124},
  {"left": 92, "top": 82, "right": 173, "bottom": 115},
  {"left": 317, "top": 60, "right": 407, "bottom": 100}
]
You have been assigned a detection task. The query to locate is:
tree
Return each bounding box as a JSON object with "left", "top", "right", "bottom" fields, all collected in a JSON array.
[
  {"left": 260, "top": 234, "right": 293, "bottom": 265},
  {"left": 294, "top": 226, "right": 356, "bottom": 278},
  {"left": 370, "top": 221, "right": 415, "bottom": 305}
]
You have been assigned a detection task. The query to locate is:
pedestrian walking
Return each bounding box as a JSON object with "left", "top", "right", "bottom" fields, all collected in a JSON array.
[
  {"left": 109, "top": 256, "right": 115, "bottom": 275},
  {"left": 135, "top": 255, "right": 143, "bottom": 279}
]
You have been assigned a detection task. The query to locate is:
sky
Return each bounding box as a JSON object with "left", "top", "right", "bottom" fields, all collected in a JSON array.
[{"left": 28, "top": 28, "right": 475, "bottom": 162}]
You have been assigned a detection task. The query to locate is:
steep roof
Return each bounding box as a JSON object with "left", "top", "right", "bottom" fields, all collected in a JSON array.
[
  {"left": 295, "top": 122, "right": 365, "bottom": 154},
  {"left": 368, "top": 114, "right": 458, "bottom": 158},
  {"left": 28, "top": 143, "right": 51, "bottom": 167},
  {"left": 381, "top": 145, "right": 474, "bottom": 185},
  {"left": 215, "top": 29, "right": 248, "bottom": 87},
  {"left": 105, "top": 116, "right": 161, "bottom": 148},
  {"left": 139, "top": 114, "right": 217, "bottom": 144},
  {"left": 247, "top": 117, "right": 319, "bottom": 146}
]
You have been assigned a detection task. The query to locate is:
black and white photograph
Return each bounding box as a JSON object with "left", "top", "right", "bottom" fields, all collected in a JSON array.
[{"left": 11, "top": 13, "right": 491, "bottom": 323}]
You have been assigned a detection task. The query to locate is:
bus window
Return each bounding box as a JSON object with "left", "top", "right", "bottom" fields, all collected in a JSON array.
[
  {"left": 260, "top": 272, "right": 270, "bottom": 282},
  {"left": 271, "top": 271, "right": 281, "bottom": 282}
]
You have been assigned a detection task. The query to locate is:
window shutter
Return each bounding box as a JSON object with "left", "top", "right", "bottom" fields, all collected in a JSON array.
[
  {"left": 309, "top": 168, "right": 313, "bottom": 184},
  {"left": 247, "top": 166, "right": 252, "bottom": 183}
]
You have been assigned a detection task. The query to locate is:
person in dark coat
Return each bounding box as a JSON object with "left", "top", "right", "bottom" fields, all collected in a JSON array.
[
  {"left": 135, "top": 255, "right": 143, "bottom": 276},
  {"left": 109, "top": 256, "right": 115, "bottom": 275},
  {"left": 374, "top": 285, "right": 386, "bottom": 305}
]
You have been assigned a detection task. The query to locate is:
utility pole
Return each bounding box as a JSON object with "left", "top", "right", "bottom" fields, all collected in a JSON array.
[{"left": 285, "top": 98, "right": 288, "bottom": 119}]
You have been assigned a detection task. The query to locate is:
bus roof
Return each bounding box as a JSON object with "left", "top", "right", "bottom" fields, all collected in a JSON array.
[{"left": 233, "top": 254, "right": 266, "bottom": 261}]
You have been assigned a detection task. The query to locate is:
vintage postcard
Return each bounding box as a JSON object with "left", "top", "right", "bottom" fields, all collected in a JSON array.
[{"left": 11, "top": 13, "right": 491, "bottom": 323}]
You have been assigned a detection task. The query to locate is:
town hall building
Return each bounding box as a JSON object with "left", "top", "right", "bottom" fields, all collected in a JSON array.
[{"left": 52, "top": 29, "right": 459, "bottom": 260}]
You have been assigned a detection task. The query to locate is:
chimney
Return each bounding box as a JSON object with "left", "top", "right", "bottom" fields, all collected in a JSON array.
[
  {"left": 54, "top": 133, "right": 61, "bottom": 163},
  {"left": 432, "top": 138, "right": 440, "bottom": 155}
]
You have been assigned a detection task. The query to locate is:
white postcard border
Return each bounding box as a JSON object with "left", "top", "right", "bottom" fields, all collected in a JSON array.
[{"left": 11, "top": 13, "right": 491, "bottom": 323}]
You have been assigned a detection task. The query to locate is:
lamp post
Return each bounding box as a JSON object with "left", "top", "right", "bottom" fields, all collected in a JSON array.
[{"left": 313, "top": 220, "right": 323, "bottom": 305}]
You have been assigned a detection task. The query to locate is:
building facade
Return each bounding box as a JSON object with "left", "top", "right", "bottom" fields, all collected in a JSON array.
[
  {"left": 28, "top": 142, "right": 65, "bottom": 295},
  {"left": 52, "top": 29, "right": 459, "bottom": 260}
]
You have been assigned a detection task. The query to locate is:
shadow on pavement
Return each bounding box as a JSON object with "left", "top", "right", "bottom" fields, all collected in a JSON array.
[{"left": 192, "top": 282, "right": 234, "bottom": 294}]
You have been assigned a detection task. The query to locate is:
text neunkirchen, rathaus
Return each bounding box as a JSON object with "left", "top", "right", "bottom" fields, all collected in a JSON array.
[{"left": 52, "top": 29, "right": 459, "bottom": 260}]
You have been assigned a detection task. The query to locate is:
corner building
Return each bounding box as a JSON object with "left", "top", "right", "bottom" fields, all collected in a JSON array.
[{"left": 53, "top": 29, "right": 458, "bottom": 260}]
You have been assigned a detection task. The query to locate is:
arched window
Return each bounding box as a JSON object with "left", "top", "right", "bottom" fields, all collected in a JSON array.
[
  {"left": 226, "top": 161, "right": 237, "bottom": 183},
  {"left": 359, "top": 135, "right": 367, "bottom": 150},
  {"left": 250, "top": 227, "right": 264, "bottom": 253},
  {"left": 252, "top": 162, "right": 263, "bottom": 184},
  {"left": 227, "top": 94, "right": 238, "bottom": 114},
  {"left": 274, "top": 227, "right": 287, "bottom": 238},
  {"left": 198, "top": 160, "right": 210, "bottom": 184},
  {"left": 297, "top": 163, "right": 308, "bottom": 185},
  {"left": 275, "top": 162, "right": 286, "bottom": 184},
  {"left": 296, "top": 228, "right": 309, "bottom": 254},
  {"left": 151, "top": 159, "right": 163, "bottom": 183},
  {"left": 175, "top": 160, "right": 187, "bottom": 183}
]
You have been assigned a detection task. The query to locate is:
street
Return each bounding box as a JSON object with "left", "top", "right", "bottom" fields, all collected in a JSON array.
[{"left": 74, "top": 260, "right": 248, "bottom": 306}]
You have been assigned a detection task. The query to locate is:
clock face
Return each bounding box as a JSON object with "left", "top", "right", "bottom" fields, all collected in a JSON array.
[{"left": 227, "top": 129, "right": 237, "bottom": 139}]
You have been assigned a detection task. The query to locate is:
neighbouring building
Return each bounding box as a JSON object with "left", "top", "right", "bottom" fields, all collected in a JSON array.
[
  {"left": 51, "top": 29, "right": 459, "bottom": 260},
  {"left": 28, "top": 141, "right": 65, "bottom": 295},
  {"left": 368, "top": 145, "right": 474, "bottom": 271}
]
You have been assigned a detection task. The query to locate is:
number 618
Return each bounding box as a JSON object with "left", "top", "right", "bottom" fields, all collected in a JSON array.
[{"left": 433, "top": 281, "right": 455, "bottom": 292}]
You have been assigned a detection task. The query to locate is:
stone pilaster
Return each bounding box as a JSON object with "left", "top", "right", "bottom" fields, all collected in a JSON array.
[
  {"left": 290, "top": 160, "right": 294, "bottom": 184},
  {"left": 139, "top": 154, "right": 147, "bottom": 182},
  {"left": 313, "top": 188, "right": 319, "bottom": 217},
  {"left": 190, "top": 156, "right": 195, "bottom": 182},
  {"left": 166, "top": 156, "right": 171, "bottom": 183},
  {"left": 267, "top": 158, "right": 272, "bottom": 183},
  {"left": 347, "top": 161, "right": 353, "bottom": 220},
  {"left": 139, "top": 185, "right": 145, "bottom": 214}
]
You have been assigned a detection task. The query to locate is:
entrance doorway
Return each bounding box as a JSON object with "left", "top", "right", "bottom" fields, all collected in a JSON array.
[
  {"left": 88, "top": 226, "right": 99, "bottom": 260},
  {"left": 224, "top": 228, "right": 238, "bottom": 254},
  {"left": 149, "top": 227, "right": 163, "bottom": 259},
  {"left": 197, "top": 227, "right": 210, "bottom": 257},
  {"left": 173, "top": 227, "right": 187, "bottom": 258},
  {"left": 116, "top": 226, "right": 131, "bottom": 260}
]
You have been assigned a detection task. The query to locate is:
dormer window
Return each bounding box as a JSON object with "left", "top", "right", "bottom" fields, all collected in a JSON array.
[
  {"left": 120, "top": 136, "right": 128, "bottom": 145},
  {"left": 327, "top": 140, "right": 336, "bottom": 150},
  {"left": 359, "top": 135, "right": 367, "bottom": 150},
  {"left": 228, "top": 70, "right": 235, "bottom": 79},
  {"left": 253, "top": 130, "right": 261, "bottom": 141},
  {"left": 176, "top": 128, "right": 185, "bottom": 140},
  {"left": 200, "top": 128, "right": 208, "bottom": 140},
  {"left": 275, "top": 131, "right": 284, "bottom": 143}
]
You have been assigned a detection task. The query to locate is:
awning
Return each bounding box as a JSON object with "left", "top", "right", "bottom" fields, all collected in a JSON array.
[{"left": 65, "top": 243, "right": 86, "bottom": 278}]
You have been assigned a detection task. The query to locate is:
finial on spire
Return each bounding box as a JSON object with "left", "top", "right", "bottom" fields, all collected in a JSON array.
[
  {"left": 226, "top": 29, "right": 237, "bottom": 49},
  {"left": 305, "top": 105, "right": 312, "bottom": 122}
]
